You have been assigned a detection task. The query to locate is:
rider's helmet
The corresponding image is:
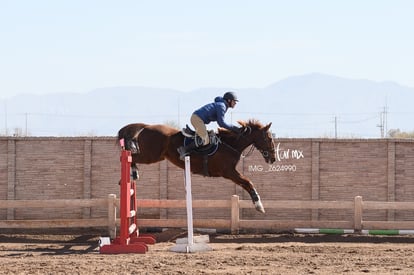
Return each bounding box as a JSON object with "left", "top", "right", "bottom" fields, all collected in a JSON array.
[{"left": 223, "top": 91, "right": 238, "bottom": 102}]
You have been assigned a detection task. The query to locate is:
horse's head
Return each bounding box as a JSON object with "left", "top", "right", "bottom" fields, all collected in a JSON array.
[{"left": 239, "top": 120, "right": 276, "bottom": 164}]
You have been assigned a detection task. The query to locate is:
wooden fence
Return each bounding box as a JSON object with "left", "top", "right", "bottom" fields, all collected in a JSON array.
[
  {"left": 0, "top": 198, "right": 111, "bottom": 230},
  {"left": 1, "top": 195, "right": 414, "bottom": 237}
]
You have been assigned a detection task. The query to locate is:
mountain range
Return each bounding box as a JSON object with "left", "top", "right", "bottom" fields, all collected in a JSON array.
[{"left": 1, "top": 73, "right": 413, "bottom": 138}]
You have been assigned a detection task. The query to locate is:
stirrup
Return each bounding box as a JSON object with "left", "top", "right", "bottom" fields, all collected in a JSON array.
[{"left": 177, "top": 146, "right": 189, "bottom": 160}]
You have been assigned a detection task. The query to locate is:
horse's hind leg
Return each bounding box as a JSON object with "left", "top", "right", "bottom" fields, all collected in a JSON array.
[
  {"left": 131, "top": 163, "right": 139, "bottom": 180},
  {"left": 128, "top": 140, "right": 140, "bottom": 154},
  {"left": 226, "top": 171, "right": 265, "bottom": 213}
]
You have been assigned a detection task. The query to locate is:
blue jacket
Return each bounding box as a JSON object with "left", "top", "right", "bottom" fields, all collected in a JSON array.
[{"left": 193, "top": 96, "right": 238, "bottom": 131}]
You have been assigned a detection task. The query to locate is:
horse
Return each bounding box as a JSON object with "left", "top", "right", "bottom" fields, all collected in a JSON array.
[{"left": 117, "top": 119, "right": 276, "bottom": 213}]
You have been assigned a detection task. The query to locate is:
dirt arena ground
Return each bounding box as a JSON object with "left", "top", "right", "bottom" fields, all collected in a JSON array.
[{"left": 1, "top": 229, "right": 414, "bottom": 274}]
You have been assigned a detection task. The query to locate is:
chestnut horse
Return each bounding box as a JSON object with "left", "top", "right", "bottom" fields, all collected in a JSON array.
[{"left": 117, "top": 119, "right": 276, "bottom": 213}]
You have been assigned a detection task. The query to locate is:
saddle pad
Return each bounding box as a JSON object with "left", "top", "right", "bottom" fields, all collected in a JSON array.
[{"left": 183, "top": 137, "right": 219, "bottom": 156}]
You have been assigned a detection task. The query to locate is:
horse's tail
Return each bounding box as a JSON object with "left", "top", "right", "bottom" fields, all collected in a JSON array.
[
  {"left": 117, "top": 124, "right": 130, "bottom": 142},
  {"left": 117, "top": 123, "right": 147, "bottom": 151}
]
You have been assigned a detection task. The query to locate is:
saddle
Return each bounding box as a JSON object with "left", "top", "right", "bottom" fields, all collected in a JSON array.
[
  {"left": 180, "top": 125, "right": 221, "bottom": 177},
  {"left": 181, "top": 125, "right": 220, "bottom": 152}
]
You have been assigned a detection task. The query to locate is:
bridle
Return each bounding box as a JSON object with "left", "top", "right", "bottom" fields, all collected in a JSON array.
[
  {"left": 256, "top": 130, "right": 276, "bottom": 160},
  {"left": 221, "top": 126, "right": 275, "bottom": 159}
]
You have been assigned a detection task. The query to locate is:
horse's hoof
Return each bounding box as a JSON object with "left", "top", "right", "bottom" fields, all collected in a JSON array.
[{"left": 254, "top": 201, "right": 266, "bottom": 214}]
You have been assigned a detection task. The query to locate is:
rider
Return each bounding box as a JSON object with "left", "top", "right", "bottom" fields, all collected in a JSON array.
[{"left": 177, "top": 91, "right": 241, "bottom": 159}]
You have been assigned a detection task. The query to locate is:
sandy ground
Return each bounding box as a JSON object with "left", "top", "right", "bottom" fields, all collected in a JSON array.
[{"left": 1, "top": 230, "right": 414, "bottom": 274}]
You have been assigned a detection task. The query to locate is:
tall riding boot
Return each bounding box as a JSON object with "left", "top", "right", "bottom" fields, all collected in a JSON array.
[{"left": 177, "top": 142, "right": 199, "bottom": 160}]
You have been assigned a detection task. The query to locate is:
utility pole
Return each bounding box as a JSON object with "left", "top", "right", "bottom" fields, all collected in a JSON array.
[
  {"left": 177, "top": 98, "right": 180, "bottom": 127},
  {"left": 377, "top": 105, "right": 388, "bottom": 138},
  {"left": 383, "top": 105, "right": 388, "bottom": 136},
  {"left": 378, "top": 113, "right": 384, "bottom": 138},
  {"left": 25, "top": 113, "right": 28, "bottom": 136},
  {"left": 4, "top": 100, "right": 7, "bottom": 136},
  {"left": 331, "top": 116, "right": 338, "bottom": 138}
]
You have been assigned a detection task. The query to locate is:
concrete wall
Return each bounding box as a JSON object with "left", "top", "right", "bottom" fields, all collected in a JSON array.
[{"left": 1, "top": 137, "right": 414, "bottom": 222}]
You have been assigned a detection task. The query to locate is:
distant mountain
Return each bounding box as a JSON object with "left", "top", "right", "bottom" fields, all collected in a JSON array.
[{"left": 1, "top": 73, "right": 413, "bottom": 138}]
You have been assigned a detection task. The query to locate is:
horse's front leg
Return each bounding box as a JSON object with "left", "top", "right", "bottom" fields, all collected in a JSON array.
[
  {"left": 226, "top": 171, "right": 265, "bottom": 214},
  {"left": 250, "top": 189, "right": 265, "bottom": 214}
]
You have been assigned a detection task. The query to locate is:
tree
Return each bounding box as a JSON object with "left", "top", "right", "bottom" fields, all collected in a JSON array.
[
  {"left": 163, "top": 120, "right": 180, "bottom": 129},
  {"left": 387, "top": 129, "right": 414, "bottom": 138}
]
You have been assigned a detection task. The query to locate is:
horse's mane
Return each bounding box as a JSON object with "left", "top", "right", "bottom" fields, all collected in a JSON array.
[
  {"left": 238, "top": 119, "right": 264, "bottom": 129},
  {"left": 218, "top": 119, "right": 264, "bottom": 138}
]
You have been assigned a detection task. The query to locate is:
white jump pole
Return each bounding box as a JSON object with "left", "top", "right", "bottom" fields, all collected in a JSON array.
[
  {"left": 184, "top": 156, "right": 194, "bottom": 249},
  {"left": 170, "top": 156, "right": 212, "bottom": 253}
]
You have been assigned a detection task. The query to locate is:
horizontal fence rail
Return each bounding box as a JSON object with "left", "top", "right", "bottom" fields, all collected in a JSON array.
[
  {"left": 1, "top": 195, "right": 414, "bottom": 236},
  {"left": 0, "top": 198, "right": 111, "bottom": 231}
]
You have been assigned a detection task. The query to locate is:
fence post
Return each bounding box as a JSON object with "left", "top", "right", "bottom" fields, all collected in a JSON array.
[
  {"left": 354, "top": 196, "right": 363, "bottom": 232},
  {"left": 231, "top": 195, "right": 240, "bottom": 234},
  {"left": 107, "top": 194, "right": 117, "bottom": 239}
]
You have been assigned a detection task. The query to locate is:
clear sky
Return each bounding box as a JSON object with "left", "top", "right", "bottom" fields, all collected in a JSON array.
[{"left": 0, "top": 0, "right": 413, "bottom": 99}]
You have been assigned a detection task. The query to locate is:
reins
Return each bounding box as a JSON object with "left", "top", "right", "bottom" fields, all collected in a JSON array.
[
  {"left": 225, "top": 125, "right": 275, "bottom": 159},
  {"left": 236, "top": 126, "right": 256, "bottom": 158},
  {"left": 241, "top": 144, "right": 255, "bottom": 158},
  {"left": 219, "top": 126, "right": 257, "bottom": 158}
]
